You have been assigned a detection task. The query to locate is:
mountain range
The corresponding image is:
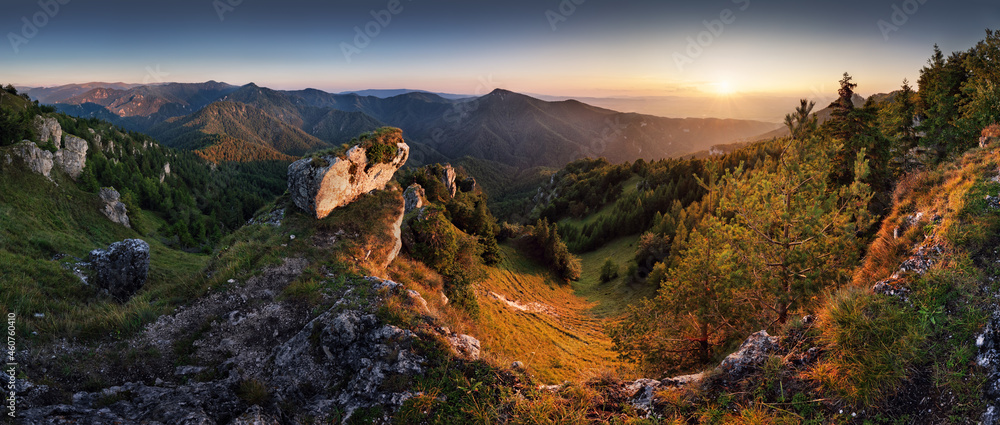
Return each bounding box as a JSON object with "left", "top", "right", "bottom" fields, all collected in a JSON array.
[{"left": 23, "top": 82, "right": 781, "bottom": 170}]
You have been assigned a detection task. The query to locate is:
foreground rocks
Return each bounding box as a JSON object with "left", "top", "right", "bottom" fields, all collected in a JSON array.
[
  {"left": 22, "top": 257, "right": 481, "bottom": 424},
  {"left": 288, "top": 138, "right": 409, "bottom": 219},
  {"left": 98, "top": 187, "right": 131, "bottom": 228},
  {"left": 979, "top": 313, "right": 1000, "bottom": 424},
  {"left": 88, "top": 239, "right": 150, "bottom": 301},
  {"left": 577, "top": 330, "right": 780, "bottom": 416}
]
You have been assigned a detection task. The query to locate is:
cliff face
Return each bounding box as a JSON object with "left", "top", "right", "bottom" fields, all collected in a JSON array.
[{"left": 288, "top": 137, "right": 409, "bottom": 220}]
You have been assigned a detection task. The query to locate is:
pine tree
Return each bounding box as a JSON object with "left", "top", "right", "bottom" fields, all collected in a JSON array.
[
  {"left": 784, "top": 99, "right": 818, "bottom": 140},
  {"left": 717, "top": 136, "right": 873, "bottom": 325}
]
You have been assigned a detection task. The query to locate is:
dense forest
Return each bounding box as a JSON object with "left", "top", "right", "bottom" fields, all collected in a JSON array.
[{"left": 0, "top": 88, "right": 291, "bottom": 251}]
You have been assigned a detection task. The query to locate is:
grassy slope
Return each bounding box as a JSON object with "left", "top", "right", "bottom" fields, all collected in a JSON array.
[
  {"left": 0, "top": 155, "right": 208, "bottom": 341},
  {"left": 474, "top": 245, "right": 617, "bottom": 384},
  {"left": 572, "top": 235, "right": 655, "bottom": 319},
  {"left": 470, "top": 238, "right": 656, "bottom": 384}
]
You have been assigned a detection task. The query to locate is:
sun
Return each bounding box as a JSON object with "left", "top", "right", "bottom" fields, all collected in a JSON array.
[{"left": 714, "top": 80, "right": 735, "bottom": 96}]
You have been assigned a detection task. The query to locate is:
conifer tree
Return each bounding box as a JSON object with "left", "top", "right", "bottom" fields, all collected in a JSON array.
[{"left": 717, "top": 136, "right": 873, "bottom": 325}]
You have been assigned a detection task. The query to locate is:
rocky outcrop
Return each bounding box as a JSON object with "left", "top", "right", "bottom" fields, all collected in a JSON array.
[
  {"left": 12, "top": 140, "right": 53, "bottom": 179},
  {"left": 403, "top": 183, "right": 426, "bottom": 213},
  {"left": 288, "top": 142, "right": 409, "bottom": 219},
  {"left": 33, "top": 115, "right": 62, "bottom": 147},
  {"left": 716, "top": 330, "right": 778, "bottom": 379},
  {"left": 10, "top": 116, "right": 88, "bottom": 181},
  {"left": 53, "top": 134, "right": 88, "bottom": 180},
  {"left": 160, "top": 162, "right": 171, "bottom": 183},
  {"left": 99, "top": 187, "right": 131, "bottom": 228},
  {"left": 587, "top": 330, "right": 778, "bottom": 416},
  {"left": 384, "top": 202, "right": 405, "bottom": 268},
  {"left": 440, "top": 164, "right": 457, "bottom": 197},
  {"left": 447, "top": 333, "right": 482, "bottom": 359},
  {"left": 88, "top": 239, "right": 150, "bottom": 301}
]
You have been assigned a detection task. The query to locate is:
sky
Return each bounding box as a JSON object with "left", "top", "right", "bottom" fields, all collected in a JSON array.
[{"left": 1, "top": 0, "right": 997, "bottom": 121}]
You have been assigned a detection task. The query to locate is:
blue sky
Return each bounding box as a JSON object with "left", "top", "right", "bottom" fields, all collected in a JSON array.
[{"left": 2, "top": 0, "right": 997, "bottom": 102}]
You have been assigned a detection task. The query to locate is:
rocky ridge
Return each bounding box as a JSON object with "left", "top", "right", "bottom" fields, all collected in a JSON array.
[{"left": 288, "top": 139, "right": 409, "bottom": 219}]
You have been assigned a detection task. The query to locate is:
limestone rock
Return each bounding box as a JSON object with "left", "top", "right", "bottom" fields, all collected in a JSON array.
[
  {"left": 446, "top": 333, "right": 481, "bottom": 359},
  {"left": 440, "top": 164, "right": 457, "bottom": 197},
  {"left": 384, "top": 203, "right": 405, "bottom": 268},
  {"left": 403, "top": 183, "right": 425, "bottom": 213},
  {"left": 287, "top": 141, "right": 409, "bottom": 219},
  {"left": 717, "top": 330, "right": 778, "bottom": 379},
  {"left": 406, "top": 289, "right": 431, "bottom": 315},
  {"left": 459, "top": 176, "right": 477, "bottom": 193},
  {"left": 12, "top": 141, "right": 54, "bottom": 179},
  {"left": 88, "top": 239, "right": 150, "bottom": 301},
  {"left": 33, "top": 115, "right": 62, "bottom": 148},
  {"left": 52, "top": 135, "right": 88, "bottom": 180},
  {"left": 99, "top": 187, "right": 131, "bottom": 228}
]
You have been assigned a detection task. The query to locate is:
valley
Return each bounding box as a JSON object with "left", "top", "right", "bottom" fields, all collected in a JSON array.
[{"left": 0, "top": 7, "right": 998, "bottom": 422}]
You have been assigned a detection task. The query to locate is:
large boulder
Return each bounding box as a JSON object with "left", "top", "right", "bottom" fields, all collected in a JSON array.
[
  {"left": 403, "top": 183, "right": 425, "bottom": 214},
  {"left": 54, "top": 134, "right": 88, "bottom": 180},
  {"left": 88, "top": 239, "right": 150, "bottom": 301},
  {"left": 288, "top": 139, "right": 409, "bottom": 220},
  {"left": 33, "top": 115, "right": 62, "bottom": 148},
  {"left": 98, "top": 187, "right": 131, "bottom": 228}
]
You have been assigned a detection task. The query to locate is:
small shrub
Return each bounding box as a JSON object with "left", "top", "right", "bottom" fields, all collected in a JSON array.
[
  {"left": 236, "top": 379, "right": 269, "bottom": 405},
  {"left": 598, "top": 258, "right": 619, "bottom": 283}
]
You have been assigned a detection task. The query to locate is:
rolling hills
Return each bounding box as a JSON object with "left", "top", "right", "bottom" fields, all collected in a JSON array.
[{"left": 30, "top": 81, "right": 781, "bottom": 169}]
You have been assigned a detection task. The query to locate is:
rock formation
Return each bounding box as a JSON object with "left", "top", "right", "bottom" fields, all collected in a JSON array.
[
  {"left": 440, "top": 164, "right": 457, "bottom": 197},
  {"left": 88, "top": 239, "right": 150, "bottom": 301},
  {"left": 54, "top": 134, "right": 88, "bottom": 180},
  {"left": 12, "top": 141, "right": 53, "bottom": 179},
  {"left": 98, "top": 187, "right": 131, "bottom": 228},
  {"left": 288, "top": 141, "right": 409, "bottom": 219},
  {"left": 383, "top": 203, "right": 405, "bottom": 268},
  {"left": 403, "top": 183, "right": 425, "bottom": 213},
  {"left": 10, "top": 117, "right": 88, "bottom": 180},
  {"left": 33, "top": 115, "right": 62, "bottom": 148}
]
